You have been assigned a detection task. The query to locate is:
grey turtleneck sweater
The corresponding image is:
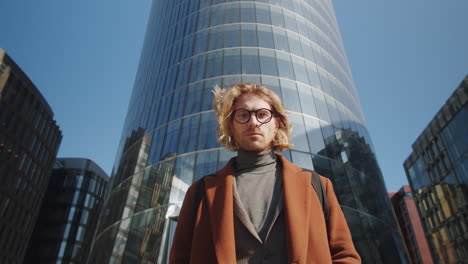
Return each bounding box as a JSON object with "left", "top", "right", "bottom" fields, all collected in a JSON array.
[{"left": 234, "top": 150, "right": 282, "bottom": 241}]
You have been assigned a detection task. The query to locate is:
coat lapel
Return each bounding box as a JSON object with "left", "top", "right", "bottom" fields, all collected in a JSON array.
[
  {"left": 279, "top": 154, "right": 315, "bottom": 263},
  {"left": 204, "top": 159, "right": 237, "bottom": 263}
]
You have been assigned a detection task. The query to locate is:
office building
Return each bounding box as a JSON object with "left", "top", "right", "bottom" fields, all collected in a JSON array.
[
  {"left": 390, "top": 186, "right": 434, "bottom": 264},
  {"left": 24, "top": 158, "right": 109, "bottom": 264},
  {"left": 89, "top": 1, "right": 408, "bottom": 263},
  {"left": 0, "top": 48, "right": 62, "bottom": 264},
  {"left": 404, "top": 75, "right": 468, "bottom": 263}
]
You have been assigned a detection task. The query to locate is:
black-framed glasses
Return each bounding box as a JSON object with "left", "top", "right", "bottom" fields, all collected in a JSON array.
[{"left": 232, "top": 108, "right": 275, "bottom": 124}]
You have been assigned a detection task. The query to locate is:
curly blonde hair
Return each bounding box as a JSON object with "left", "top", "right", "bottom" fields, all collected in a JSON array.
[{"left": 213, "top": 82, "right": 293, "bottom": 152}]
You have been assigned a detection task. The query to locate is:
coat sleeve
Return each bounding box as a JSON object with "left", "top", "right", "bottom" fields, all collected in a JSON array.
[
  {"left": 169, "top": 181, "right": 199, "bottom": 264},
  {"left": 322, "top": 177, "right": 362, "bottom": 264}
]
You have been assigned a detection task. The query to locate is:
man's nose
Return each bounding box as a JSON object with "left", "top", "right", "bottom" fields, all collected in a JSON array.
[{"left": 247, "top": 113, "right": 261, "bottom": 126}]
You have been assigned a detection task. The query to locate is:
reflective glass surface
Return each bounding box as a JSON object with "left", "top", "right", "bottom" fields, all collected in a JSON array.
[{"left": 93, "top": 1, "right": 409, "bottom": 263}]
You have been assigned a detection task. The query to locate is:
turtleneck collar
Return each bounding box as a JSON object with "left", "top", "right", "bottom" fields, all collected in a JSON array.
[{"left": 235, "top": 150, "right": 277, "bottom": 173}]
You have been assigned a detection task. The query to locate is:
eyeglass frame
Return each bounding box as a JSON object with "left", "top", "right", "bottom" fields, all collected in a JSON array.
[{"left": 231, "top": 108, "right": 276, "bottom": 124}]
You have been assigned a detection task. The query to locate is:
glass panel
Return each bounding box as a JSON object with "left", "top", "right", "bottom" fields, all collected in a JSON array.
[
  {"left": 283, "top": 9, "right": 298, "bottom": 32},
  {"left": 241, "top": 48, "right": 260, "bottom": 75},
  {"left": 261, "top": 76, "right": 281, "bottom": 99},
  {"left": 255, "top": 3, "right": 271, "bottom": 24},
  {"left": 194, "top": 150, "right": 219, "bottom": 182},
  {"left": 240, "top": 2, "right": 256, "bottom": 23},
  {"left": 313, "top": 90, "right": 331, "bottom": 124},
  {"left": 178, "top": 115, "right": 200, "bottom": 154},
  {"left": 205, "top": 50, "right": 223, "bottom": 78},
  {"left": 272, "top": 27, "right": 289, "bottom": 52},
  {"left": 223, "top": 48, "right": 241, "bottom": 75},
  {"left": 287, "top": 31, "right": 303, "bottom": 57},
  {"left": 208, "top": 27, "right": 224, "bottom": 51},
  {"left": 257, "top": 25, "right": 275, "bottom": 49},
  {"left": 193, "top": 30, "right": 208, "bottom": 55},
  {"left": 289, "top": 114, "right": 310, "bottom": 152},
  {"left": 156, "top": 97, "right": 171, "bottom": 128},
  {"left": 259, "top": 49, "right": 278, "bottom": 76},
  {"left": 304, "top": 116, "right": 326, "bottom": 155},
  {"left": 189, "top": 55, "right": 207, "bottom": 83},
  {"left": 311, "top": 154, "right": 333, "bottom": 178},
  {"left": 305, "top": 61, "right": 322, "bottom": 88},
  {"left": 291, "top": 150, "right": 313, "bottom": 170},
  {"left": 161, "top": 119, "right": 182, "bottom": 157},
  {"left": 169, "top": 88, "right": 187, "bottom": 121},
  {"left": 210, "top": 5, "right": 224, "bottom": 27},
  {"left": 297, "top": 83, "right": 318, "bottom": 117},
  {"left": 197, "top": 8, "right": 210, "bottom": 31},
  {"left": 201, "top": 79, "right": 221, "bottom": 111},
  {"left": 224, "top": 24, "right": 241, "bottom": 48},
  {"left": 184, "top": 83, "right": 204, "bottom": 116},
  {"left": 292, "top": 56, "right": 309, "bottom": 84},
  {"left": 241, "top": 23, "right": 258, "bottom": 47},
  {"left": 280, "top": 79, "right": 301, "bottom": 112},
  {"left": 276, "top": 52, "right": 295, "bottom": 80},
  {"left": 224, "top": 2, "right": 240, "bottom": 24},
  {"left": 198, "top": 112, "right": 219, "bottom": 150},
  {"left": 270, "top": 5, "right": 285, "bottom": 27}
]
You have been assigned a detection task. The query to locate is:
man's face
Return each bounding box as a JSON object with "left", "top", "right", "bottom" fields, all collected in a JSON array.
[{"left": 231, "top": 93, "right": 278, "bottom": 152}]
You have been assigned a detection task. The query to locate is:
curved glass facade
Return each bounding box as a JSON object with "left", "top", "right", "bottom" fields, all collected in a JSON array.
[
  {"left": 89, "top": 1, "right": 408, "bottom": 263},
  {"left": 24, "top": 158, "right": 109, "bottom": 264}
]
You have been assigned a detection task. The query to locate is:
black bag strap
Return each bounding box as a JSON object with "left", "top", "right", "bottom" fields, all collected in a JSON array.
[
  {"left": 302, "top": 169, "right": 329, "bottom": 221},
  {"left": 191, "top": 171, "right": 329, "bottom": 221}
]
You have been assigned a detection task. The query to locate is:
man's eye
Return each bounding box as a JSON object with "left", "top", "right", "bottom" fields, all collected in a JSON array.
[
  {"left": 257, "top": 111, "right": 269, "bottom": 118},
  {"left": 238, "top": 112, "right": 249, "bottom": 119}
]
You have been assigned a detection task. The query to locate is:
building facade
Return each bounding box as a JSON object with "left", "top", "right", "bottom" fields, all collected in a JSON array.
[
  {"left": 24, "top": 158, "right": 109, "bottom": 264},
  {"left": 389, "top": 186, "right": 434, "bottom": 264},
  {"left": 0, "top": 48, "right": 63, "bottom": 264},
  {"left": 90, "top": 1, "right": 408, "bottom": 263},
  {"left": 404, "top": 76, "right": 468, "bottom": 263}
]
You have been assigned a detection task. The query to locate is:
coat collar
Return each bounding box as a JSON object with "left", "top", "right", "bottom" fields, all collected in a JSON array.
[{"left": 204, "top": 153, "right": 317, "bottom": 263}]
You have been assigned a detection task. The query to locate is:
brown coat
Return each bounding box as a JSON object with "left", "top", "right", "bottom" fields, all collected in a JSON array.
[{"left": 169, "top": 154, "right": 361, "bottom": 264}]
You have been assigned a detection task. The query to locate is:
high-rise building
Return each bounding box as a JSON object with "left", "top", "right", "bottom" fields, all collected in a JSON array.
[
  {"left": 89, "top": 1, "right": 408, "bottom": 263},
  {"left": 389, "top": 186, "right": 434, "bottom": 264},
  {"left": 23, "top": 158, "right": 109, "bottom": 264},
  {"left": 404, "top": 75, "right": 468, "bottom": 263},
  {"left": 0, "top": 48, "right": 62, "bottom": 264}
]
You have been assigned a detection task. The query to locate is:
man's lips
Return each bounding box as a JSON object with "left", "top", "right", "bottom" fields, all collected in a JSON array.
[{"left": 246, "top": 132, "right": 262, "bottom": 136}]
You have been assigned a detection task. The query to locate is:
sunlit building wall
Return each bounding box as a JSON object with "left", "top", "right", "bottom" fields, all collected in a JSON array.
[
  {"left": 24, "top": 158, "right": 109, "bottom": 264},
  {"left": 89, "top": 1, "right": 408, "bottom": 263},
  {"left": 0, "top": 48, "right": 62, "bottom": 264},
  {"left": 404, "top": 75, "right": 468, "bottom": 263},
  {"left": 389, "top": 186, "right": 434, "bottom": 264}
]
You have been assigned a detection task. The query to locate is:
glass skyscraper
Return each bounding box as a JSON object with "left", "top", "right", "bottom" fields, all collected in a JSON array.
[
  {"left": 404, "top": 76, "right": 468, "bottom": 263},
  {"left": 24, "top": 158, "right": 109, "bottom": 264},
  {"left": 90, "top": 1, "right": 408, "bottom": 263}
]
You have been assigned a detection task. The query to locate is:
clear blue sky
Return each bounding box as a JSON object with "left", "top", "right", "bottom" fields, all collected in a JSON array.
[{"left": 1, "top": 0, "right": 466, "bottom": 191}]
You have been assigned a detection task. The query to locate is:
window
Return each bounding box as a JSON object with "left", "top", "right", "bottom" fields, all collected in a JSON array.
[{"left": 241, "top": 48, "right": 260, "bottom": 75}]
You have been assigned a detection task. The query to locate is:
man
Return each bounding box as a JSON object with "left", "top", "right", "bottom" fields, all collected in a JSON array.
[{"left": 170, "top": 82, "right": 361, "bottom": 264}]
